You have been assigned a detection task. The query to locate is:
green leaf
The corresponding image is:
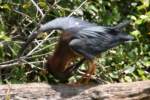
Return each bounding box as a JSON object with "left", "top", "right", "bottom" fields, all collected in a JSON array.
[
  {"left": 124, "top": 76, "right": 132, "bottom": 82},
  {"left": 39, "top": 1, "right": 47, "bottom": 8},
  {"left": 137, "top": 69, "right": 145, "bottom": 76},
  {"left": 143, "top": 61, "right": 150, "bottom": 67},
  {"left": 109, "top": 72, "right": 119, "bottom": 79},
  {"left": 0, "top": 4, "right": 11, "bottom": 11},
  {"left": 141, "top": 0, "right": 149, "bottom": 7},
  {"left": 0, "top": 32, "right": 11, "bottom": 41},
  {"left": 124, "top": 66, "right": 135, "bottom": 74},
  {"left": 131, "top": 30, "right": 141, "bottom": 37},
  {"left": 138, "top": 0, "right": 149, "bottom": 10}
]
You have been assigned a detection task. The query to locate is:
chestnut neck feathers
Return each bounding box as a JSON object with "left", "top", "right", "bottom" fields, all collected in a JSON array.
[{"left": 46, "top": 33, "right": 77, "bottom": 79}]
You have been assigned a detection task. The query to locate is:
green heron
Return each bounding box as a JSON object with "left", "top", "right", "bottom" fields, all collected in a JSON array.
[{"left": 19, "top": 17, "right": 133, "bottom": 83}]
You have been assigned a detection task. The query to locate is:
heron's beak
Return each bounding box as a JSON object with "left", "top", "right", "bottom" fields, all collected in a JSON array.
[{"left": 17, "top": 31, "right": 39, "bottom": 57}]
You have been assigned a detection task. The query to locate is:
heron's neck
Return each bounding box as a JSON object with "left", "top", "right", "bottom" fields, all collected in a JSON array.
[{"left": 47, "top": 40, "right": 76, "bottom": 73}]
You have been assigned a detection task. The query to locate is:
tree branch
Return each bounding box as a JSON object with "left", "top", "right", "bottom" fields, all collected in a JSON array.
[{"left": 0, "top": 81, "right": 149, "bottom": 100}]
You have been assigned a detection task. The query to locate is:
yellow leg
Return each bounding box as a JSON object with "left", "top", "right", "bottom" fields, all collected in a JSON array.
[{"left": 79, "top": 60, "right": 96, "bottom": 84}]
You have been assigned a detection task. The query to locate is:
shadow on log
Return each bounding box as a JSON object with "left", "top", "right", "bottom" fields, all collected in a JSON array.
[{"left": 0, "top": 81, "right": 150, "bottom": 100}]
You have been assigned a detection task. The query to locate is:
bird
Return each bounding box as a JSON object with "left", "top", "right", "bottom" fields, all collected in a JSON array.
[{"left": 18, "top": 17, "right": 133, "bottom": 83}]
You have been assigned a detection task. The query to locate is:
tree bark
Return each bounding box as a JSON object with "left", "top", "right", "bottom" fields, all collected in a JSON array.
[{"left": 0, "top": 81, "right": 150, "bottom": 100}]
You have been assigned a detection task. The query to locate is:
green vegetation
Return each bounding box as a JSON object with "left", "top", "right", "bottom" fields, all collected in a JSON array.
[{"left": 0, "top": 0, "right": 150, "bottom": 84}]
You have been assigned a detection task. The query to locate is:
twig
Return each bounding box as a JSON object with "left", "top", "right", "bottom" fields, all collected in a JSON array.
[
  {"left": 30, "top": 42, "right": 56, "bottom": 55},
  {"left": 30, "top": 0, "right": 44, "bottom": 18},
  {"left": 0, "top": 61, "right": 45, "bottom": 69},
  {"left": 0, "top": 36, "right": 58, "bottom": 45},
  {"left": 27, "top": 31, "right": 55, "bottom": 56},
  {"left": 13, "top": 10, "right": 32, "bottom": 20},
  {"left": 68, "top": 0, "right": 88, "bottom": 17},
  {"left": 0, "top": 15, "right": 4, "bottom": 29},
  {"left": 0, "top": 52, "right": 50, "bottom": 66},
  {"left": 21, "top": 59, "right": 37, "bottom": 68}
]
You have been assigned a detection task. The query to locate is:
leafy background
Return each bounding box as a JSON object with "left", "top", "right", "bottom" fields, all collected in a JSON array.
[{"left": 0, "top": 0, "right": 150, "bottom": 84}]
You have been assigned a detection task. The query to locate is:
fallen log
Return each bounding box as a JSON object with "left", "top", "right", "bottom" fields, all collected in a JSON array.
[{"left": 0, "top": 81, "right": 150, "bottom": 100}]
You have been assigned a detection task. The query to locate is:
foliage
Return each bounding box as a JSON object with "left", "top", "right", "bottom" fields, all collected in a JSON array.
[{"left": 0, "top": 0, "right": 150, "bottom": 84}]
